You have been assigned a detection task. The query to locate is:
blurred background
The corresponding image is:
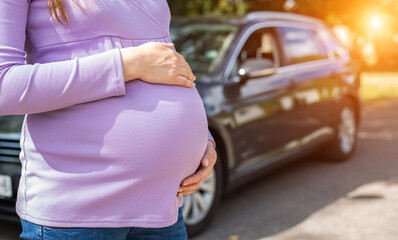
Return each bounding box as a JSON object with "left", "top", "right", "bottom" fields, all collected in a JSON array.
[
  {"left": 168, "top": 0, "right": 398, "bottom": 101},
  {"left": 164, "top": 1, "right": 398, "bottom": 239}
]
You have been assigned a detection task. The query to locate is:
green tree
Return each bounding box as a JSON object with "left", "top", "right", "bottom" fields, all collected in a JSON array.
[
  {"left": 167, "top": 0, "right": 248, "bottom": 16},
  {"left": 247, "top": 0, "right": 398, "bottom": 33},
  {"left": 168, "top": 0, "right": 398, "bottom": 34}
]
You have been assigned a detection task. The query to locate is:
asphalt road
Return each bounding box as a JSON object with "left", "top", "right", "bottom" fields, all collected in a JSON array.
[
  {"left": 192, "top": 98, "right": 398, "bottom": 240},
  {"left": 2, "top": 98, "right": 398, "bottom": 240}
]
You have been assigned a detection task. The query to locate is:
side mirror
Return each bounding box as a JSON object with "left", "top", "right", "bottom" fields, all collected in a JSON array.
[{"left": 238, "top": 59, "right": 276, "bottom": 81}]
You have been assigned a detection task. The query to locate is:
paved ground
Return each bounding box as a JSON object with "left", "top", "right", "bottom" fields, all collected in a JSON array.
[
  {"left": 192, "top": 98, "right": 398, "bottom": 240},
  {"left": 2, "top": 98, "right": 398, "bottom": 240}
]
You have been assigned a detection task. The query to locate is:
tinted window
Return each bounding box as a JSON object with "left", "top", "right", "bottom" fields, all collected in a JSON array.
[
  {"left": 0, "top": 115, "right": 24, "bottom": 133},
  {"left": 320, "top": 30, "right": 348, "bottom": 58},
  {"left": 280, "top": 27, "right": 328, "bottom": 65},
  {"left": 230, "top": 28, "right": 279, "bottom": 77},
  {"left": 170, "top": 24, "right": 237, "bottom": 74}
]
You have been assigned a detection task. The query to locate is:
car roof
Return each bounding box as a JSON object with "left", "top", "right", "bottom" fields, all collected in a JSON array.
[
  {"left": 245, "top": 11, "right": 324, "bottom": 26},
  {"left": 170, "top": 15, "right": 246, "bottom": 28},
  {"left": 171, "top": 11, "right": 325, "bottom": 28}
]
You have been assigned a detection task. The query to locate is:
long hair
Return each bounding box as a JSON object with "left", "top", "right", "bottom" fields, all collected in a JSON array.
[{"left": 47, "top": 0, "right": 86, "bottom": 24}]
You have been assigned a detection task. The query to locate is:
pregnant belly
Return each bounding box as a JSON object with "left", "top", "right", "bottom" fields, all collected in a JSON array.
[{"left": 26, "top": 80, "right": 209, "bottom": 180}]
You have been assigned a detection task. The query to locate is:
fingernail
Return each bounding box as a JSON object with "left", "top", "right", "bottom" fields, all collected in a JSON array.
[
  {"left": 178, "top": 193, "right": 183, "bottom": 197},
  {"left": 204, "top": 158, "right": 209, "bottom": 167},
  {"left": 178, "top": 188, "right": 183, "bottom": 192},
  {"left": 182, "top": 182, "right": 189, "bottom": 186}
]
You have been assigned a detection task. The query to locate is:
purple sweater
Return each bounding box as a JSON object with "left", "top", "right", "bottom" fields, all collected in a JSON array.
[{"left": 0, "top": 0, "right": 214, "bottom": 227}]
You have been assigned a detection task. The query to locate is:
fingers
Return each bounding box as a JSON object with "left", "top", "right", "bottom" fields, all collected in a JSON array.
[
  {"left": 168, "top": 66, "right": 196, "bottom": 88},
  {"left": 177, "top": 167, "right": 210, "bottom": 197},
  {"left": 151, "top": 42, "right": 197, "bottom": 87},
  {"left": 178, "top": 61, "right": 194, "bottom": 80},
  {"left": 177, "top": 140, "right": 217, "bottom": 197},
  {"left": 161, "top": 43, "right": 175, "bottom": 49},
  {"left": 179, "top": 181, "right": 203, "bottom": 193},
  {"left": 161, "top": 44, "right": 194, "bottom": 80},
  {"left": 184, "top": 166, "right": 209, "bottom": 185},
  {"left": 200, "top": 141, "right": 217, "bottom": 171},
  {"left": 201, "top": 142, "right": 216, "bottom": 167},
  {"left": 175, "top": 66, "right": 195, "bottom": 81},
  {"left": 180, "top": 188, "right": 199, "bottom": 196},
  {"left": 137, "top": 42, "right": 196, "bottom": 88},
  {"left": 177, "top": 175, "right": 205, "bottom": 197},
  {"left": 174, "top": 76, "right": 196, "bottom": 88},
  {"left": 158, "top": 43, "right": 191, "bottom": 73},
  {"left": 163, "top": 50, "right": 196, "bottom": 88},
  {"left": 174, "top": 52, "right": 193, "bottom": 75}
]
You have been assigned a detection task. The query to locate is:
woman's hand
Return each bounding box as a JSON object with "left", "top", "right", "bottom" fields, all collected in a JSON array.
[
  {"left": 177, "top": 140, "right": 217, "bottom": 197},
  {"left": 119, "top": 42, "right": 196, "bottom": 88}
]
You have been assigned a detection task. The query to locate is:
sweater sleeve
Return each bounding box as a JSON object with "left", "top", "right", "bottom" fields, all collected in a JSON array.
[
  {"left": 208, "top": 130, "right": 216, "bottom": 149},
  {"left": 0, "top": 0, "right": 126, "bottom": 116}
]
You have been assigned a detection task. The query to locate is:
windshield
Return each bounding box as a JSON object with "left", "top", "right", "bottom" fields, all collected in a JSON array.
[
  {"left": 0, "top": 115, "right": 24, "bottom": 134},
  {"left": 170, "top": 23, "right": 237, "bottom": 74}
]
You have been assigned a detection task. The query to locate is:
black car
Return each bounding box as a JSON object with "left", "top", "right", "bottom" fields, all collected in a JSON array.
[
  {"left": 170, "top": 11, "right": 360, "bottom": 236},
  {"left": 0, "top": 115, "right": 23, "bottom": 222},
  {"left": 0, "top": 11, "right": 360, "bottom": 237}
]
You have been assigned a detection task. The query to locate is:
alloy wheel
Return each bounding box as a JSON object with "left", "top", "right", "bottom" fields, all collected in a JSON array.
[
  {"left": 338, "top": 106, "right": 356, "bottom": 154},
  {"left": 182, "top": 170, "right": 216, "bottom": 225}
]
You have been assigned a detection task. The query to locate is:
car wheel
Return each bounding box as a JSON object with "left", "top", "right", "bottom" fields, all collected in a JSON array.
[
  {"left": 183, "top": 152, "right": 223, "bottom": 237},
  {"left": 322, "top": 99, "right": 358, "bottom": 161}
]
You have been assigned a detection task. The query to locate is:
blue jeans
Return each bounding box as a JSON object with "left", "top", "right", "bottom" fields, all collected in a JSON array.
[{"left": 20, "top": 208, "right": 188, "bottom": 240}]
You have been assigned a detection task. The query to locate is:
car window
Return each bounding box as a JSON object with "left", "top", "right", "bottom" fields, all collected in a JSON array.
[
  {"left": 0, "top": 115, "right": 24, "bottom": 133},
  {"left": 320, "top": 30, "right": 348, "bottom": 58},
  {"left": 230, "top": 28, "right": 279, "bottom": 77},
  {"left": 170, "top": 23, "right": 237, "bottom": 74},
  {"left": 279, "top": 27, "right": 328, "bottom": 65}
]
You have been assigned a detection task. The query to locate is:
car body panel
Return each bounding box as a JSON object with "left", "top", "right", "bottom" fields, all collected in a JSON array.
[{"left": 192, "top": 17, "right": 360, "bottom": 190}]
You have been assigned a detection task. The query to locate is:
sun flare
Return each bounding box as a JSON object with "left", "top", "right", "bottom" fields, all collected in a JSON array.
[{"left": 370, "top": 16, "right": 382, "bottom": 29}]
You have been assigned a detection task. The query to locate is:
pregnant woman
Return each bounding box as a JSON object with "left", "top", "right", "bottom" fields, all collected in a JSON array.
[{"left": 0, "top": 0, "right": 217, "bottom": 239}]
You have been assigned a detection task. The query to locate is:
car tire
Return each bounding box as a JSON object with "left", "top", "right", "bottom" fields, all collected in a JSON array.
[
  {"left": 321, "top": 99, "right": 358, "bottom": 162},
  {"left": 183, "top": 149, "right": 223, "bottom": 237}
]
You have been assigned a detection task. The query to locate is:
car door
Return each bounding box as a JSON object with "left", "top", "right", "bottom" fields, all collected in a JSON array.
[
  {"left": 276, "top": 25, "right": 339, "bottom": 148},
  {"left": 222, "top": 26, "right": 304, "bottom": 178}
]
